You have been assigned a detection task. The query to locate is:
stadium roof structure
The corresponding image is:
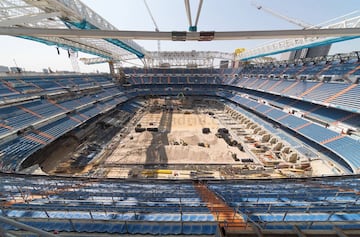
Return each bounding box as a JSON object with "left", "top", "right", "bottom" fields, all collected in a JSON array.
[{"left": 0, "top": 0, "right": 360, "bottom": 68}]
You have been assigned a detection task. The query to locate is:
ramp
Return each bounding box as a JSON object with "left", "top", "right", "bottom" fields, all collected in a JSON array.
[{"left": 194, "top": 181, "right": 251, "bottom": 232}]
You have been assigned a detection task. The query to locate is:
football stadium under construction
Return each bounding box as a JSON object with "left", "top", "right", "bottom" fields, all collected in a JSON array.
[{"left": 0, "top": 0, "right": 360, "bottom": 236}]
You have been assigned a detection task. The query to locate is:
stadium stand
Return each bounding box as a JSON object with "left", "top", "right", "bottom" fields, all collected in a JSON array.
[
  {"left": 0, "top": 174, "right": 217, "bottom": 235},
  {"left": 2, "top": 62, "right": 359, "bottom": 173},
  {"left": 2, "top": 174, "right": 360, "bottom": 235},
  {"left": 1, "top": 54, "right": 360, "bottom": 235},
  {"left": 208, "top": 175, "right": 360, "bottom": 231}
]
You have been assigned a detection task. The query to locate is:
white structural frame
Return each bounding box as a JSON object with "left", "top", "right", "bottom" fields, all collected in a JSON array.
[
  {"left": 0, "top": 0, "right": 359, "bottom": 67},
  {"left": 238, "top": 12, "right": 360, "bottom": 60},
  {"left": 0, "top": 0, "right": 148, "bottom": 64},
  {"left": 0, "top": 27, "right": 359, "bottom": 40},
  {"left": 146, "top": 51, "right": 234, "bottom": 68}
]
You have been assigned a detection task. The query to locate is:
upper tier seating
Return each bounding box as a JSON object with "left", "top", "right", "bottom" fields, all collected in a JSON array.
[{"left": 225, "top": 77, "right": 360, "bottom": 113}]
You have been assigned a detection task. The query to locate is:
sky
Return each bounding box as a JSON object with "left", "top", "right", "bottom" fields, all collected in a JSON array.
[{"left": 0, "top": 0, "right": 359, "bottom": 73}]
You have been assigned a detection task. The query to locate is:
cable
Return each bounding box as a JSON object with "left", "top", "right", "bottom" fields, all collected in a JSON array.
[
  {"left": 143, "top": 0, "right": 159, "bottom": 31},
  {"left": 143, "top": 0, "right": 161, "bottom": 53},
  {"left": 184, "top": 0, "right": 193, "bottom": 27},
  {"left": 194, "top": 0, "right": 203, "bottom": 27}
]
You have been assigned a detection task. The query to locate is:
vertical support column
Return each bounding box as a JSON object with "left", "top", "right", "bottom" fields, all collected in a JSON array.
[{"left": 108, "top": 61, "right": 115, "bottom": 76}]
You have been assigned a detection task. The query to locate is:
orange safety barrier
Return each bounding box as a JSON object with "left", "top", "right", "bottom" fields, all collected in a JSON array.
[
  {"left": 280, "top": 67, "right": 289, "bottom": 75},
  {"left": 48, "top": 99, "right": 69, "bottom": 111},
  {"left": 303, "top": 105, "right": 322, "bottom": 115},
  {"left": 17, "top": 106, "right": 42, "bottom": 118},
  {"left": 257, "top": 79, "right": 271, "bottom": 90},
  {"left": 294, "top": 122, "right": 312, "bottom": 131},
  {"left": 346, "top": 65, "right": 360, "bottom": 76},
  {"left": 263, "top": 107, "right": 275, "bottom": 114},
  {"left": 316, "top": 64, "right": 332, "bottom": 77},
  {"left": 294, "top": 65, "right": 307, "bottom": 76},
  {"left": 31, "top": 82, "right": 43, "bottom": 90},
  {"left": 267, "top": 80, "right": 283, "bottom": 91},
  {"left": 253, "top": 103, "right": 264, "bottom": 109},
  {"left": 194, "top": 181, "right": 250, "bottom": 231},
  {"left": 277, "top": 113, "right": 291, "bottom": 121},
  {"left": 68, "top": 116, "right": 82, "bottom": 123},
  {"left": 1, "top": 80, "right": 19, "bottom": 93},
  {"left": 24, "top": 134, "right": 47, "bottom": 145},
  {"left": 247, "top": 78, "right": 260, "bottom": 88},
  {"left": 324, "top": 84, "right": 358, "bottom": 103},
  {"left": 266, "top": 67, "right": 277, "bottom": 77},
  {"left": 52, "top": 80, "right": 65, "bottom": 88},
  {"left": 332, "top": 113, "right": 359, "bottom": 125},
  {"left": 2, "top": 181, "right": 92, "bottom": 207},
  {"left": 34, "top": 130, "right": 55, "bottom": 140},
  {"left": 241, "top": 77, "right": 252, "bottom": 85},
  {"left": 298, "top": 82, "right": 323, "bottom": 98},
  {"left": 281, "top": 80, "right": 300, "bottom": 94},
  {"left": 320, "top": 134, "right": 344, "bottom": 145},
  {"left": 78, "top": 113, "right": 89, "bottom": 119},
  {"left": 0, "top": 123, "right": 13, "bottom": 130}
]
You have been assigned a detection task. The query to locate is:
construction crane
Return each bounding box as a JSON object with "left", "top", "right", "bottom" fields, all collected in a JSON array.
[
  {"left": 251, "top": 1, "right": 313, "bottom": 29},
  {"left": 143, "top": 0, "right": 160, "bottom": 54}
]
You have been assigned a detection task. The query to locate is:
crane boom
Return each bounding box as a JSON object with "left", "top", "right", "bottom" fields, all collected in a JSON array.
[
  {"left": 143, "top": 0, "right": 159, "bottom": 32},
  {"left": 143, "top": 0, "right": 160, "bottom": 53},
  {"left": 251, "top": 1, "right": 313, "bottom": 29}
]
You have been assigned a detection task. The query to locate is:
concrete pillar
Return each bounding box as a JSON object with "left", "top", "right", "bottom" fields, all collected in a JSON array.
[{"left": 108, "top": 61, "right": 115, "bottom": 76}]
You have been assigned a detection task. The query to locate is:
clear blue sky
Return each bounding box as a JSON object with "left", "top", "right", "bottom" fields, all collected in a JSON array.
[{"left": 0, "top": 0, "right": 359, "bottom": 72}]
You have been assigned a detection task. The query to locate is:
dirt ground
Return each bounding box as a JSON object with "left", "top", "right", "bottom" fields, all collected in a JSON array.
[
  {"left": 105, "top": 111, "right": 251, "bottom": 165},
  {"left": 34, "top": 98, "right": 342, "bottom": 179},
  {"left": 40, "top": 136, "right": 80, "bottom": 173}
]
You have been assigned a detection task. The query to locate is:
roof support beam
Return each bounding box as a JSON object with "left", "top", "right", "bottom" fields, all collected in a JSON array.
[
  {"left": 0, "top": 12, "right": 60, "bottom": 27},
  {"left": 0, "top": 27, "right": 359, "bottom": 40}
]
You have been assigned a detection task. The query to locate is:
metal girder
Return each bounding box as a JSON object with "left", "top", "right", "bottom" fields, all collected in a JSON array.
[
  {"left": 147, "top": 58, "right": 214, "bottom": 68},
  {"left": 144, "top": 50, "right": 233, "bottom": 67},
  {"left": 238, "top": 13, "right": 360, "bottom": 60},
  {"left": 80, "top": 51, "right": 233, "bottom": 67},
  {"left": 0, "top": 11, "right": 60, "bottom": 27},
  {"left": 0, "top": 27, "right": 359, "bottom": 40},
  {"left": 24, "top": 0, "right": 147, "bottom": 56},
  {"left": 79, "top": 57, "right": 113, "bottom": 65},
  {"left": 0, "top": 0, "right": 148, "bottom": 62},
  {"left": 147, "top": 51, "right": 234, "bottom": 59},
  {"left": 80, "top": 54, "right": 138, "bottom": 65},
  {"left": 47, "top": 37, "right": 114, "bottom": 58}
]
